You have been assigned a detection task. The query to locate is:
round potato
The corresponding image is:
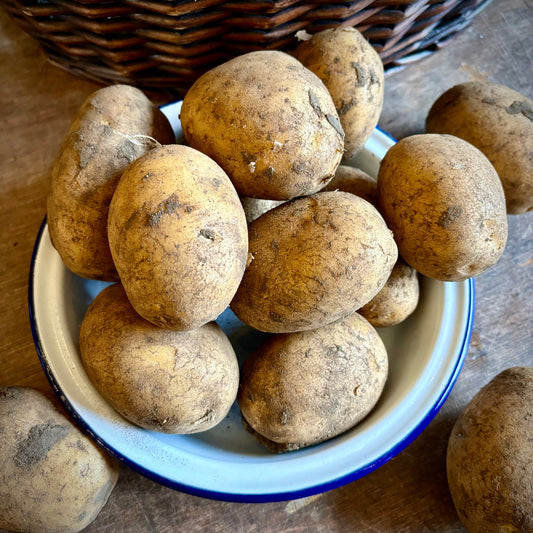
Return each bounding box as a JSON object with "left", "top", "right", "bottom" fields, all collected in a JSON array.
[
  {"left": 377, "top": 134, "right": 508, "bottom": 281},
  {"left": 426, "top": 81, "right": 533, "bottom": 214},
  {"left": 447, "top": 367, "right": 533, "bottom": 533},
  {"left": 108, "top": 144, "right": 248, "bottom": 331},
  {"left": 238, "top": 312, "right": 388, "bottom": 452},
  {"left": 0, "top": 387, "right": 119, "bottom": 533},
  {"left": 294, "top": 27, "right": 384, "bottom": 161},
  {"left": 180, "top": 50, "right": 344, "bottom": 200},
  {"left": 80, "top": 283, "right": 240, "bottom": 434},
  {"left": 324, "top": 164, "right": 377, "bottom": 204},
  {"left": 47, "top": 84, "right": 175, "bottom": 281},
  {"left": 230, "top": 190, "right": 398, "bottom": 333},
  {"left": 358, "top": 257, "right": 419, "bottom": 328}
]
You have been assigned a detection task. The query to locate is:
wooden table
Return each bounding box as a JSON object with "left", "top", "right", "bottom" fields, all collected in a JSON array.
[{"left": 0, "top": 1, "right": 531, "bottom": 531}]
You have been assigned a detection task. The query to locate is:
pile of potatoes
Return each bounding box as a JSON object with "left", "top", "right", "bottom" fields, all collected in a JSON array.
[{"left": 2, "top": 24, "right": 532, "bottom": 533}]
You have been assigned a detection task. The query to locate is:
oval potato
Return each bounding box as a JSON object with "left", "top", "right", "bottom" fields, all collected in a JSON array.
[
  {"left": 231, "top": 190, "right": 398, "bottom": 333},
  {"left": 0, "top": 387, "right": 119, "bottom": 533},
  {"left": 294, "top": 27, "right": 384, "bottom": 161},
  {"left": 447, "top": 367, "right": 533, "bottom": 533},
  {"left": 108, "top": 144, "right": 248, "bottom": 331},
  {"left": 238, "top": 312, "right": 388, "bottom": 452},
  {"left": 377, "top": 133, "right": 508, "bottom": 281},
  {"left": 358, "top": 257, "right": 419, "bottom": 328},
  {"left": 47, "top": 84, "right": 175, "bottom": 281},
  {"left": 80, "top": 283, "right": 240, "bottom": 434},
  {"left": 180, "top": 50, "right": 344, "bottom": 200},
  {"left": 426, "top": 81, "right": 533, "bottom": 214}
]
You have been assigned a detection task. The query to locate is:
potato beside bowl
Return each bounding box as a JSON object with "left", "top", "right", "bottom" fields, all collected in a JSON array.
[{"left": 28, "top": 101, "right": 474, "bottom": 502}]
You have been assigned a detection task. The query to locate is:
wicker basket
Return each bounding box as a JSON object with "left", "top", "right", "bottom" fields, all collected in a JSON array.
[{"left": 3, "top": 0, "right": 493, "bottom": 99}]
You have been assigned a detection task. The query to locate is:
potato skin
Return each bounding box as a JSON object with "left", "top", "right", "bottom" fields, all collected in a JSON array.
[
  {"left": 47, "top": 84, "right": 175, "bottom": 281},
  {"left": 294, "top": 27, "right": 384, "bottom": 161},
  {"left": 230, "top": 191, "right": 398, "bottom": 333},
  {"left": 358, "top": 257, "right": 419, "bottom": 328},
  {"left": 377, "top": 134, "right": 508, "bottom": 281},
  {"left": 238, "top": 312, "right": 388, "bottom": 451},
  {"left": 0, "top": 387, "right": 119, "bottom": 533},
  {"left": 426, "top": 81, "right": 533, "bottom": 214},
  {"left": 108, "top": 144, "right": 248, "bottom": 331},
  {"left": 80, "top": 283, "right": 240, "bottom": 434},
  {"left": 324, "top": 164, "right": 377, "bottom": 204},
  {"left": 180, "top": 50, "right": 344, "bottom": 200},
  {"left": 240, "top": 196, "right": 285, "bottom": 224},
  {"left": 447, "top": 367, "right": 533, "bottom": 533}
]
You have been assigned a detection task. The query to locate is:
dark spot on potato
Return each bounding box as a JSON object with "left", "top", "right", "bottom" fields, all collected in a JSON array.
[
  {"left": 269, "top": 311, "right": 283, "bottom": 322},
  {"left": 146, "top": 194, "right": 190, "bottom": 227},
  {"left": 369, "top": 69, "right": 381, "bottom": 86},
  {"left": 14, "top": 422, "right": 70, "bottom": 467},
  {"left": 242, "top": 152, "right": 257, "bottom": 164},
  {"left": 293, "top": 161, "right": 306, "bottom": 174},
  {"left": 212, "top": 177, "right": 222, "bottom": 189},
  {"left": 352, "top": 62, "right": 367, "bottom": 87},
  {"left": 0, "top": 387, "right": 23, "bottom": 400},
  {"left": 308, "top": 89, "right": 323, "bottom": 116},
  {"left": 338, "top": 99, "right": 355, "bottom": 116},
  {"left": 334, "top": 56, "right": 341, "bottom": 63},
  {"left": 482, "top": 97, "right": 497, "bottom": 105},
  {"left": 506, "top": 100, "right": 533, "bottom": 121},
  {"left": 326, "top": 114, "right": 345, "bottom": 139},
  {"left": 279, "top": 409, "right": 290, "bottom": 425},
  {"left": 264, "top": 167, "right": 275, "bottom": 179},
  {"left": 438, "top": 205, "right": 463, "bottom": 228},
  {"left": 142, "top": 173, "right": 152, "bottom": 181},
  {"left": 199, "top": 228, "right": 216, "bottom": 240}
]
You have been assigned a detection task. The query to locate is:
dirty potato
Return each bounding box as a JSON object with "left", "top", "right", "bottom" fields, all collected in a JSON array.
[
  {"left": 47, "top": 84, "right": 175, "bottom": 281},
  {"left": 377, "top": 134, "right": 508, "bottom": 281},
  {"left": 0, "top": 387, "right": 119, "bottom": 533},
  {"left": 80, "top": 283, "right": 240, "bottom": 434},
  {"left": 231, "top": 191, "right": 397, "bottom": 333},
  {"left": 426, "top": 81, "right": 533, "bottom": 214},
  {"left": 294, "top": 27, "right": 384, "bottom": 161},
  {"left": 358, "top": 257, "right": 419, "bottom": 328},
  {"left": 180, "top": 50, "right": 344, "bottom": 200},
  {"left": 447, "top": 367, "right": 533, "bottom": 533},
  {"left": 238, "top": 312, "right": 388, "bottom": 452},
  {"left": 324, "top": 164, "right": 377, "bottom": 204},
  {"left": 108, "top": 144, "right": 248, "bottom": 331}
]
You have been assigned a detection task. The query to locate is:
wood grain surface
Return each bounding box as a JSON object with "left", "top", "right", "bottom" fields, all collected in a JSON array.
[{"left": 0, "top": 1, "right": 531, "bottom": 531}]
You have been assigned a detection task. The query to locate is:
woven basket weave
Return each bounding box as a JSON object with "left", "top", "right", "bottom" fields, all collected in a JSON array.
[{"left": 3, "top": 0, "right": 493, "bottom": 99}]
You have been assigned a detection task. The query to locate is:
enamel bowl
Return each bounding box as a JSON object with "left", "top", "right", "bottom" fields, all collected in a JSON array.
[{"left": 29, "top": 101, "right": 474, "bottom": 503}]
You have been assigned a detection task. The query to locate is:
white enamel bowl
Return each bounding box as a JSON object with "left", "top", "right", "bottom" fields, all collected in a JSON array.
[{"left": 29, "top": 102, "right": 474, "bottom": 503}]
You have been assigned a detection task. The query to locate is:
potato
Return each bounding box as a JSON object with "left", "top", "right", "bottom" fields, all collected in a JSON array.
[
  {"left": 324, "top": 164, "right": 377, "bottom": 204},
  {"left": 377, "top": 134, "right": 508, "bottom": 281},
  {"left": 358, "top": 257, "right": 419, "bottom": 328},
  {"left": 447, "top": 367, "right": 533, "bottom": 533},
  {"left": 0, "top": 387, "right": 119, "bottom": 533},
  {"left": 108, "top": 144, "right": 248, "bottom": 331},
  {"left": 180, "top": 50, "right": 344, "bottom": 200},
  {"left": 426, "top": 81, "right": 533, "bottom": 214},
  {"left": 80, "top": 283, "right": 240, "bottom": 434},
  {"left": 240, "top": 196, "right": 285, "bottom": 224},
  {"left": 47, "top": 84, "right": 175, "bottom": 281},
  {"left": 294, "top": 27, "right": 384, "bottom": 161},
  {"left": 238, "top": 312, "right": 388, "bottom": 452},
  {"left": 230, "top": 190, "right": 397, "bottom": 333}
]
